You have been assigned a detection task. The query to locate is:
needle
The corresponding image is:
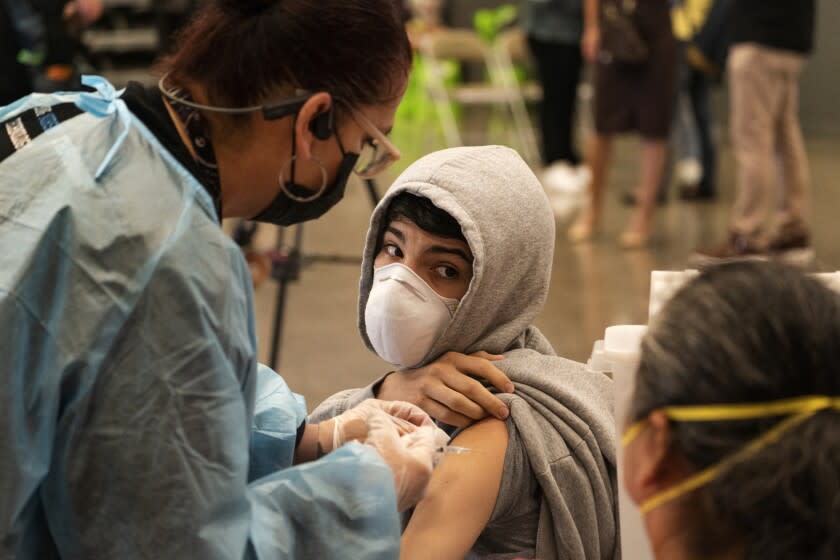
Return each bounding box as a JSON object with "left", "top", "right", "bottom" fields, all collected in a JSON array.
[{"left": 436, "top": 446, "right": 471, "bottom": 455}]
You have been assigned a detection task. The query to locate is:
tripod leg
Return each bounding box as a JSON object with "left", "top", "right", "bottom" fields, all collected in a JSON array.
[
  {"left": 365, "top": 178, "right": 381, "bottom": 208},
  {"left": 268, "top": 224, "right": 304, "bottom": 370},
  {"left": 269, "top": 273, "right": 288, "bottom": 370},
  {"left": 233, "top": 220, "right": 259, "bottom": 247}
]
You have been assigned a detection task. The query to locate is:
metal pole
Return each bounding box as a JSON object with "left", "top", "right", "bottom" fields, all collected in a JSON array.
[
  {"left": 269, "top": 265, "right": 289, "bottom": 370},
  {"left": 365, "top": 178, "right": 381, "bottom": 207}
]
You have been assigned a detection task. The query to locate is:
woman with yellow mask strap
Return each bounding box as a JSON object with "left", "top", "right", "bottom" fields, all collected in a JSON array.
[{"left": 623, "top": 261, "right": 840, "bottom": 560}]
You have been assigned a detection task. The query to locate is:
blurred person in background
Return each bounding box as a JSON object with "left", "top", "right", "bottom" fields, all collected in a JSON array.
[
  {"left": 0, "top": 0, "right": 102, "bottom": 105},
  {"left": 154, "top": 0, "right": 202, "bottom": 52},
  {"left": 40, "top": 0, "right": 103, "bottom": 90},
  {"left": 693, "top": 0, "right": 816, "bottom": 265},
  {"left": 0, "top": 0, "right": 35, "bottom": 105},
  {"left": 569, "top": 0, "right": 677, "bottom": 248},
  {"left": 671, "top": 0, "right": 717, "bottom": 201},
  {"left": 620, "top": 0, "right": 727, "bottom": 207},
  {"left": 523, "top": 0, "right": 596, "bottom": 198}
]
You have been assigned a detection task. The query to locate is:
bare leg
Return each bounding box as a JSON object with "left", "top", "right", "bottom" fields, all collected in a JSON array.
[
  {"left": 622, "top": 138, "right": 667, "bottom": 247},
  {"left": 569, "top": 133, "right": 612, "bottom": 241}
]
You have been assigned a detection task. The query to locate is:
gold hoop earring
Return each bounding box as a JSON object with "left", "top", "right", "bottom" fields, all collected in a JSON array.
[{"left": 278, "top": 156, "right": 329, "bottom": 203}]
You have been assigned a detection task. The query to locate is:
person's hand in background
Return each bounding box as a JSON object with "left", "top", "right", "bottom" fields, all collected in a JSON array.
[{"left": 63, "top": 0, "right": 104, "bottom": 33}]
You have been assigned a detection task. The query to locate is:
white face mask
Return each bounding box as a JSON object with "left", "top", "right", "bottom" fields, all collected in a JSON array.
[{"left": 364, "top": 263, "right": 460, "bottom": 368}]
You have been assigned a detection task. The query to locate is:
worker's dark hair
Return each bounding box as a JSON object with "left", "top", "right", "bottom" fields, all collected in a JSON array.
[
  {"left": 378, "top": 192, "right": 467, "bottom": 253},
  {"left": 631, "top": 262, "right": 840, "bottom": 559},
  {"left": 158, "top": 0, "right": 412, "bottom": 112}
]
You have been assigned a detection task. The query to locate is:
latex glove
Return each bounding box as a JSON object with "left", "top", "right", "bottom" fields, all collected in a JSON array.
[
  {"left": 331, "top": 399, "right": 435, "bottom": 449},
  {"left": 377, "top": 351, "right": 513, "bottom": 428},
  {"left": 363, "top": 410, "right": 449, "bottom": 512}
]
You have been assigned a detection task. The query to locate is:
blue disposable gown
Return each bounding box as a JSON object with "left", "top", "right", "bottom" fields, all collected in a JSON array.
[{"left": 0, "top": 78, "right": 400, "bottom": 559}]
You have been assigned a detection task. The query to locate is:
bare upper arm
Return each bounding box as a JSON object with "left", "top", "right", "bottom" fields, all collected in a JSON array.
[{"left": 400, "top": 417, "right": 509, "bottom": 560}]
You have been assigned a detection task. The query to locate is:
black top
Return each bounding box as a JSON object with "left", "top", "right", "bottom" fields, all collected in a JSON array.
[
  {"left": 121, "top": 83, "right": 204, "bottom": 188},
  {"left": 731, "top": 0, "right": 816, "bottom": 55},
  {"left": 122, "top": 82, "right": 225, "bottom": 219}
]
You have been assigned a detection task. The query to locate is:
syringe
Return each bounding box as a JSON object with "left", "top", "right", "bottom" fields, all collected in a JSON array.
[{"left": 436, "top": 446, "right": 471, "bottom": 455}]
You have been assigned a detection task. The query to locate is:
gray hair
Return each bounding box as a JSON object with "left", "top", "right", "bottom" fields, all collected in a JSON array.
[{"left": 631, "top": 262, "right": 840, "bottom": 559}]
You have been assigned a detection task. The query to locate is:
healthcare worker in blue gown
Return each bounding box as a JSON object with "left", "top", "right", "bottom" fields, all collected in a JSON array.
[{"left": 0, "top": 1, "right": 447, "bottom": 558}]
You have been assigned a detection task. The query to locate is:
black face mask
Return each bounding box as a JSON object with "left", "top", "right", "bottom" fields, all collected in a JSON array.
[
  {"left": 159, "top": 78, "right": 361, "bottom": 225},
  {"left": 252, "top": 149, "right": 359, "bottom": 226}
]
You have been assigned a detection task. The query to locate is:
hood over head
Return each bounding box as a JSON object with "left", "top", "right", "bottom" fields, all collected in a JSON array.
[{"left": 358, "top": 145, "right": 555, "bottom": 366}]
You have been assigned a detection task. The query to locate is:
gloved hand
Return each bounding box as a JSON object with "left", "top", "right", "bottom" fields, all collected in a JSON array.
[
  {"left": 330, "top": 399, "right": 436, "bottom": 449},
  {"left": 363, "top": 410, "right": 450, "bottom": 512}
]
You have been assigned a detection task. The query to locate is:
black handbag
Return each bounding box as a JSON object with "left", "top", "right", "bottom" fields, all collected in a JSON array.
[{"left": 600, "top": 0, "right": 649, "bottom": 64}]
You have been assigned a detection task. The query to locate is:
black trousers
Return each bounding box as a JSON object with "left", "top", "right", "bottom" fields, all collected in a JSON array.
[
  {"left": 683, "top": 61, "right": 717, "bottom": 195},
  {"left": 527, "top": 36, "right": 584, "bottom": 166}
]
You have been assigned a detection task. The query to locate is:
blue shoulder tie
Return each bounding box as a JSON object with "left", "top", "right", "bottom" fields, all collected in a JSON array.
[{"left": 75, "top": 75, "right": 132, "bottom": 181}]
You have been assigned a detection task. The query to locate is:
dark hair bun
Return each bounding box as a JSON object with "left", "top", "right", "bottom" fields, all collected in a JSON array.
[{"left": 219, "top": 0, "right": 275, "bottom": 17}]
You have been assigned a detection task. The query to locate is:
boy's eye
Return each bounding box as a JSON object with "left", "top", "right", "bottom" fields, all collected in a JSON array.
[
  {"left": 385, "top": 244, "right": 402, "bottom": 258},
  {"left": 436, "top": 265, "right": 458, "bottom": 279}
]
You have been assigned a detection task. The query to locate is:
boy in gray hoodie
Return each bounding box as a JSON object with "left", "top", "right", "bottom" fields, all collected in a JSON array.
[{"left": 311, "top": 146, "right": 618, "bottom": 559}]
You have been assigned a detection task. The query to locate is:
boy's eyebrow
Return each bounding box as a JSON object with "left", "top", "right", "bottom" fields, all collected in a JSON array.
[
  {"left": 427, "top": 245, "right": 472, "bottom": 263},
  {"left": 384, "top": 226, "right": 405, "bottom": 241},
  {"left": 386, "top": 223, "right": 472, "bottom": 262}
]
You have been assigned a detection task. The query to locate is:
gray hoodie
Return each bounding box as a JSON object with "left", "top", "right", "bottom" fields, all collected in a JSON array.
[{"left": 310, "top": 146, "right": 617, "bottom": 560}]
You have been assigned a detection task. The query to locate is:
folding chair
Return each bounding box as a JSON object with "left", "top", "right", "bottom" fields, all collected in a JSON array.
[
  {"left": 492, "top": 28, "right": 542, "bottom": 161},
  {"left": 494, "top": 28, "right": 542, "bottom": 103},
  {"left": 419, "top": 29, "right": 539, "bottom": 163}
]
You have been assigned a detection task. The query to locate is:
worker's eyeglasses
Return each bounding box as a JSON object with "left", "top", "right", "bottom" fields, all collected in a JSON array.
[
  {"left": 343, "top": 106, "right": 401, "bottom": 179},
  {"left": 257, "top": 91, "right": 400, "bottom": 178},
  {"left": 160, "top": 76, "right": 401, "bottom": 179}
]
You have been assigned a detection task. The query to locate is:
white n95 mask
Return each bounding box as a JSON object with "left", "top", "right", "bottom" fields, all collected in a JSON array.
[{"left": 365, "top": 263, "right": 460, "bottom": 369}]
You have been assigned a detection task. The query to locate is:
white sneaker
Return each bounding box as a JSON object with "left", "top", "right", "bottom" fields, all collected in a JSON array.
[
  {"left": 573, "top": 165, "right": 592, "bottom": 192},
  {"left": 676, "top": 159, "right": 703, "bottom": 187},
  {"left": 542, "top": 161, "right": 578, "bottom": 194},
  {"left": 543, "top": 162, "right": 587, "bottom": 220},
  {"left": 549, "top": 192, "right": 584, "bottom": 221}
]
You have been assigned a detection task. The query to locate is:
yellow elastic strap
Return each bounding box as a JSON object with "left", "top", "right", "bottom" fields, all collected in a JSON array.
[
  {"left": 622, "top": 396, "right": 840, "bottom": 447},
  {"left": 640, "top": 408, "right": 820, "bottom": 514},
  {"left": 661, "top": 395, "right": 840, "bottom": 423},
  {"left": 621, "top": 421, "right": 646, "bottom": 447}
]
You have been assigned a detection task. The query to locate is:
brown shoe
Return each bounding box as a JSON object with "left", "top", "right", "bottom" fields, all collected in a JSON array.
[
  {"left": 768, "top": 230, "right": 815, "bottom": 268},
  {"left": 690, "top": 234, "right": 768, "bottom": 268}
]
